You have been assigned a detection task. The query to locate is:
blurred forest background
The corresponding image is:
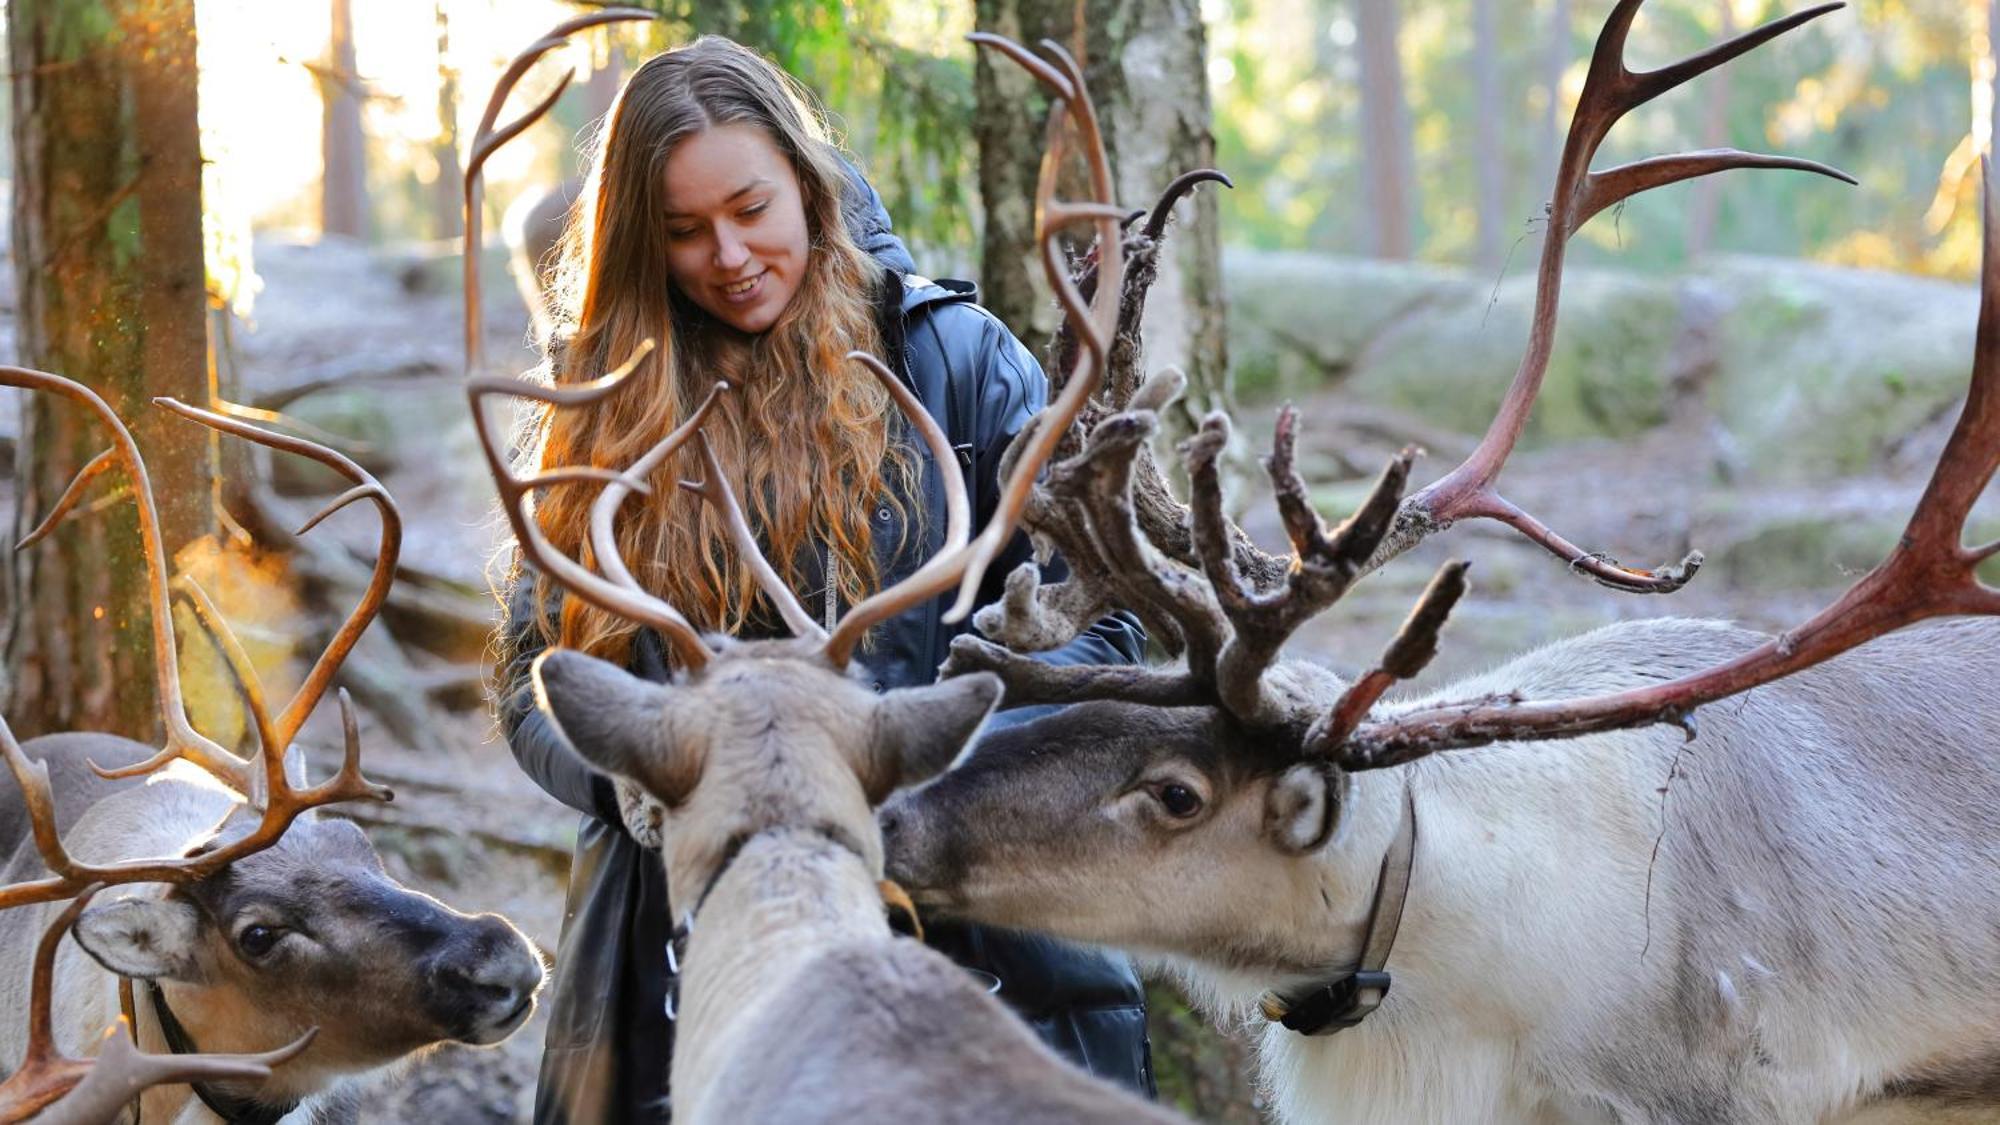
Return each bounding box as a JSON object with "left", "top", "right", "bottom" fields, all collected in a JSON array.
[{"left": 1, "top": 0, "right": 1997, "bottom": 1120}]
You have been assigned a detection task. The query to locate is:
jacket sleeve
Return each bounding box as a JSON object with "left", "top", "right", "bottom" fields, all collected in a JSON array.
[
  {"left": 962, "top": 307, "right": 1145, "bottom": 670},
  {"left": 495, "top": 578, "right": 625, "bottom": 825}
]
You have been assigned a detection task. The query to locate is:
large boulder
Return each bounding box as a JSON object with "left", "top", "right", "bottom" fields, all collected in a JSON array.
[{"left": 1223, "top": 248, "right": 1979, "bottom": 481}]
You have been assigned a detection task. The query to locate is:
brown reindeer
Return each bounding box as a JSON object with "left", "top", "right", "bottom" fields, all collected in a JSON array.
[
  {"left": 882, "top": 3, "right": 2000, "bottom": 1122},
  {"left": 465, "top": 18, "right": 1187, "bottom": 1124},
  {"left": 0, "top": 371, "right": 543, "bottom": 1125}
]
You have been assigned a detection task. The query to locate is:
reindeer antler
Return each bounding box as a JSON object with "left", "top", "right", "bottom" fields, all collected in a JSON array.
[
  {"left": 0, "top": 378, "right": 395, "bottom": 910},
  {"left": 1370, "top": 0, "right": 1853, "bottom": 592},
  {"left": 957, "top": 5, "right": 2000, "bottom": 793},
  {"left": 150, "top": 396, "right": 403, "bottom": 762},
  {"left": 0, "top": 368, "right": 242, "bottom": 785},
  {"left": 463, "top": 7, "right": 657, "bottom": 377},
  {"left": 1332, "top": 168, "right": 2000, "bottom": 770}
]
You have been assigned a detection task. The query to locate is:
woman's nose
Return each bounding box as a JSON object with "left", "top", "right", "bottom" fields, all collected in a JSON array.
[{"left": 713, "top": 224, "right": 750, "bottom": 271}]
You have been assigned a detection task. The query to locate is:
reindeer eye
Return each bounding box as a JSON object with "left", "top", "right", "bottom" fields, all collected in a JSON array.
[
  {"left": 1154, "top": 783, "right": 1203, "bottom": 819},
  {"left": 236, "top": 924, "right": 282, "bottom": 959}
]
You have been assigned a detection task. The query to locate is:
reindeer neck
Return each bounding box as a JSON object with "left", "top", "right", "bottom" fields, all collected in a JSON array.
[{"left": 669, "top": 825, "right": 888, "bottom": 1102}]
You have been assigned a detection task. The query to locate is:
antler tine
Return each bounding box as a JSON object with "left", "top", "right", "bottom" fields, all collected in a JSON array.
[
  {"left": 1374, "top": 1, "right": 1850, "bottom": 594},
  {"left": 16, "top": 447, "right": 119, "bottom": 552},
  {"left": 1142, "top": 169, "right": 1232, "bottom": 241},
  {"left": 1188, "top": 406, "right": 1416, "bottom": 718},
  {"left": 32, "top": 1024, "right": 313, "bottom": 1125},
  {"left": 0, "top": 716, "right": 87, "bottom": 908},
  {"left": 170, "top": 574, "right": 281, "bottom": 792},
  {"left": 944, "top": 631, "right": 1210, "bottom": 708},
  {"left": 576, "top": 382, "right": 792, "bottom": 639},
  {"left": 1303, "top": 560, "right": 1471, "bottom": 756},
  {"left": 151, "top": 397, "right": 401, "bottom": 757},
  {"left": 585, "top": 380, "right": 722, "bottom": 586},
  {"left": 464, "top": 8, "right": 658, "bottom": 376},
  {"left": 0, "top": 889, "right": 104, "bottom": 1120},
  {"left": 942, "top": 35, "right": 1126, "bottom": 627},
  {"left": 672, "top": 430, "right": 828, "bottom": 642},
  {"left": 1336, "top": 165, "right": 2000, "bottom": 773},
  {"left": 468, "top": 351, "right": 716, "bottom": 672},
  {"left": 822, "top": 352, "right": 976, "bottom": 666},
  {"left": 0, "top": 368, "right": 247, "bottom": 787}
]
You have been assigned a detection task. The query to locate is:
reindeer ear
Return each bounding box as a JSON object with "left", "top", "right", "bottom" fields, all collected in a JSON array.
[
  {"left": 74, "top": 892, "right": 206, "bottom": 982},
  {"left": 864, "top": 673, "right": 1002, "bottom": 802},
  {"left": 1265, "top": 763, "right": 1347, "bottom": 855},
  {"left": 533, "top": 649, "right": 696, "bottom": 802}
]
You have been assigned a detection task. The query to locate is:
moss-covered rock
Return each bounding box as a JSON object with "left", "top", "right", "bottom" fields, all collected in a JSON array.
[
  {"left": 1225, "top": 251, "right": 1982, "bottom": 481},
  {"left": 1225, "top": 249, "right": 1681, "bottom": 445},
  {"left": 1701, "top": 256, "right": 1977, "bottom": 481},
  {"left": 1700, "top": 503, "right": 2000, "bottom": 594}
]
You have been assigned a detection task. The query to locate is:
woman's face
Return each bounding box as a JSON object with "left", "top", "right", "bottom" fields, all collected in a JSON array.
[{"left": 660, "top": 123, "right": 811, "bottom": 335}]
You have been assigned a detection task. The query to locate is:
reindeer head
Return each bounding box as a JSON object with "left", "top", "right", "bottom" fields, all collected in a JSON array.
[
  {"left": 71, "top": 795, "right": 542, "bottom": 1074},
  {"left": 535, "top": 640, "right": 999, "bottom": 898}
]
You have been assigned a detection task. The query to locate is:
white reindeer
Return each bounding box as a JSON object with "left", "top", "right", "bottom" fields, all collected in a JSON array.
[{"left": 880, "top": 3, "right": 2000, "bottom": 1120}]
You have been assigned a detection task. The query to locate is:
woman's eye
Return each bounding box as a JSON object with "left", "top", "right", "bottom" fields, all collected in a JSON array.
[
  {"left": 1154, "top": 783, "right": 1202, "bottom": 819},
  {"left": 739, "top": 202, "right": 767, "bottom": 220},
  {"left": 668, "top": 227, "right": 699, "bottom": 240},
  {"left": 236, "top": 924, "right": 282, "bottom": 958}
]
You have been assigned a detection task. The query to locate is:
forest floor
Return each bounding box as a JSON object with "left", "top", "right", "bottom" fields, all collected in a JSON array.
[{"left": 3, "top": 232, "right": 1991, "bottom": 1122}]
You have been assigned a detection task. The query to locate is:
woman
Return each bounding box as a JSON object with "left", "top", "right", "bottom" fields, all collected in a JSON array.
[{"left": 494, "top": 36, "right": 1152, "bottom": 1124}]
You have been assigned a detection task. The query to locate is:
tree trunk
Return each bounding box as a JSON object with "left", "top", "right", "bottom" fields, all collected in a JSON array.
[
  {"left": 321, "top": 0, "right": 368, "bottom": 239},
  {"left": 973, "top": 0, "right": 1230, "bottom": 423},
  {"left": 1356, "top": 0, "right": 1416, "bottom": 259},
  {"left": 430, "top": 1, "right": 463, "bottom": 243},
  {"left": 1472, "top": 0, "right": 1506, "bottom": 270},
  {"left": 5, "top": 0, "right": 214, "bottom": 742}
]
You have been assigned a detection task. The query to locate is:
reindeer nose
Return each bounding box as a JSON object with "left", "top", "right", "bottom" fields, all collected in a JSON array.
[{"left": 430, "top": 914, "right": 545, "bottom": 1044}]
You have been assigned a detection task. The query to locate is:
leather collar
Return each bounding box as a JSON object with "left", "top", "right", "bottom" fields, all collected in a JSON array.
[
  {"left": 143, "top": 982, "right": 300, "bottom": 1125},
  {"left": 1259, "top": 781, "right": 1419, "bottom": 1036}
]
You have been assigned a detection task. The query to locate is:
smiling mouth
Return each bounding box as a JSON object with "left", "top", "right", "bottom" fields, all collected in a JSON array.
[{"left": 719, "top": 273, "right": 765, "bottom": 301}]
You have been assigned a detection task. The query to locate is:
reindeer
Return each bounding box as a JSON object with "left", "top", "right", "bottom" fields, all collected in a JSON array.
[
  {"left": 0, "top": 371, "right": 545, "bottom": 1124},
  {"left": 880, "top": 4, "right": 2000, "bottom": 1122},
  {"left": 463, "top": 18, "right": 1189, "bottom": 1124}
]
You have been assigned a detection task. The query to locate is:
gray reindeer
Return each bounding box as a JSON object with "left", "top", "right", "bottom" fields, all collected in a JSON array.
[
  {"left": 0, "top": 371, "right": 543, "bottom": 1125},
  {"left": 882, "top": 3, "right": 2000, "bottom": 1122}
]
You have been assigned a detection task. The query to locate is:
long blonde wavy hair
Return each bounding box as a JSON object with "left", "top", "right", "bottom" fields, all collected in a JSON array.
[{"left": 522, "top": 36, "right": 918, "bottom": 664}]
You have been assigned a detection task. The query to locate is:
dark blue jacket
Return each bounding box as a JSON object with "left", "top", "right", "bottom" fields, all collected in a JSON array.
[{"left": 498, "top": 175, "right": 1152, "bottom": 1124}]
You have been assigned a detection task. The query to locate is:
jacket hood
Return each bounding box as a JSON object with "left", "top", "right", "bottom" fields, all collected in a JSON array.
[{"left": 837, "top": 157, "right": 979, "bottom": 317}]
